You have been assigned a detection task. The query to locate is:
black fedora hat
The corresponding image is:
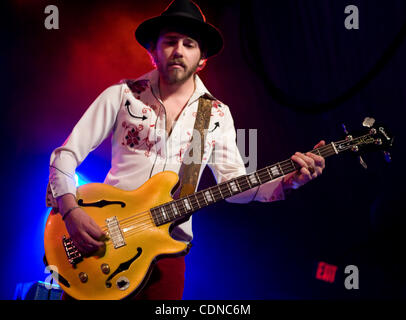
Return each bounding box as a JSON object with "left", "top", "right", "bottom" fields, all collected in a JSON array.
[{"left": 135, "top": 0, "right": 223, "bottom": 58}]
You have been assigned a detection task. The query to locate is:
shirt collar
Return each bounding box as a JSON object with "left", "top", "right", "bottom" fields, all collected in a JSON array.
[{"left": 141, "top": 69, "right": 217, "bottom": 105}]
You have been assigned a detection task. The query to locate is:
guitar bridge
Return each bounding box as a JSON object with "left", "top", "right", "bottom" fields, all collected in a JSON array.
[{"left": 62, "top": 235, "right": 83, "bottom": 267}]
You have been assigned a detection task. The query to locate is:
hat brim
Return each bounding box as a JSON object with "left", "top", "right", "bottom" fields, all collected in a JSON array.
[{"left": 135, "top": 15, "right": 224, "bottom": 58}]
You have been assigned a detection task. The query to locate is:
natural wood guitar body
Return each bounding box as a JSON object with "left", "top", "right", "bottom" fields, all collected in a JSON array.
[{"left": 44, "top": 171, "right": 189, "bottom": 300}]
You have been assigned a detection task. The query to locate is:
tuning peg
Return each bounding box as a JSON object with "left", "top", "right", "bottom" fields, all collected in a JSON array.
[
  {"left": 362, "top": 117, "right": 375, "bottom": 128},
  {"left": 342, "top": 123, "right": 349, "bottom": 135},
  {"left": 359, "top": 156, "right": 368, "bottom": 169}
]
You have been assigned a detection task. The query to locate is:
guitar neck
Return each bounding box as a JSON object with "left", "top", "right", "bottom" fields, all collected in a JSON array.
[{"left": 150, "top": 142, "right": 342, "bottom": 226}]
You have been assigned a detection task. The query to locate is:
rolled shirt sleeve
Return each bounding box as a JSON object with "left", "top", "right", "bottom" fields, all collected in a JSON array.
[{"left": 207, "top": 104, "right": 285, "bottom": 204}]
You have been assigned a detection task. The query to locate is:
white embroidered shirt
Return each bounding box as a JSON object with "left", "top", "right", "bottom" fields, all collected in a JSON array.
[{"left": 46, "top": 69, "right": 285, "bottom": 241}]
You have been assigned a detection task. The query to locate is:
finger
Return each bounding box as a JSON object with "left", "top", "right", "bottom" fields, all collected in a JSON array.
[
  {"left": 291, "top": 153, "right": 310, "bottom": 169},
  {"left": 72, "top": 238, "right": 88, "bottom": 255},
  {"left": 292, "top": 154, "right": 315, "bottom": 179},
  {"left": 81, "top": 231, "right": 105, "bottom": 249},
  {"left": 88, "top": 220, "right": 106, "bottom": 240},
  {"left": 305, "top": 152, "right": 325, "bottom": 169},
  {"left": 313, "top": 140, "right": 326, "bottom": 149},
  {"left": 299, "top": 166, "right": 312, "bottom": 182},
  {"left": 294, "top": 152, "right": 316, "bottom": 169}
]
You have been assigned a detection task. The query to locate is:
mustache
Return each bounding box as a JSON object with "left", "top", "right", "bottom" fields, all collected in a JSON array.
[{"left": 167, "top": 60, "right": 186, "bottom": 68}]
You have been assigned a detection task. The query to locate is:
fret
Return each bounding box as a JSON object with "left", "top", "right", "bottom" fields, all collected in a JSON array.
[
  {"left": 266, "top": 166, "right": 273, "bottom": 180},
  {"left": 166, "top": 204, "right": 174, "bottom": 221},
  {"left": 245, "top": 175, "right": 252, "bottom": 188},
  {"left": 208, "top": 188, "right": 216, "bottom": 202},
  {"left": 160, "top": 206, "right": 168, "bottom": 221},
  {"left": 204, "top": 189, "right": 214, "bottom": 203},
  {"left": 320, "top": 146, "right": 329, "bottom": 157},
  {"left": 177, "top": 200, "right": 185, "bottom": 216},
  {"left": 255, "top": 171, "right": 262, "bottom": 184},
  {"left": 200, "top": 191, "right": 208, "bottom": 205},
  {"left": 269, "top": 165, "right": 281, "bottom": 177},
  {"left": 222, "top": 182, "right": 233, "bottom": 198},
  {"left": 331, "top": 142, "right": 338, "bottom": 154},
  {"left": 280, "top": 159, "right": 292, "bottom": 173},
  {"left": 156, "top": 208, "right": 162, "bottom": 224},
  {"left": 256, "top": 169, "right": 264, "bottom": 183},
  {"left": 236, "top": 179, "right": 243, "bottom": 192},
  {"left": 225, "top": 181, "right": 233, "bottom": 195},
  {"left": 189, "top": 194, "right": 200, "bottom": 210},
  {"left": 171, "top": 202, "right": 180, "bottom": 217},
  {"left": 148, "top": 137, "right": 347, "bottom": 228},
  {"left": 227, "top": 180, "right": 238, "bottom": 195},
  {"left": 183, "top": 197, "right": 192, "bottom": 212},
  {"left": 150, "top": 209, "right": 157, "bottom": 225},
  {"left": 217, "top": 185, "right": 224, "bottom": 199},
  {"left": 258, "top": 168, "right": 270, "bottom": 183},
  {"left": 156, "top": 206, "right": 165, "bottom": 225},
  {"left": 247, "top": 173, "right": 259, "bottom": 186},
  {"left": 194, "top": 193, "right": 202, "bottom": 209},
  {"left": 277, "top": 162, "right": 284, "bottom": 175},
  {"left": 236, "top": 176, "right": 248, "bottom": 192},
  {"left": 290, "top": 159, "right": 296, "bottom": 171},
  {"left": 194, "top": 193, "right": 201, "bottom": 208},
  {"left": 177, "top": 198, "right": 186, "bottom": 215}
]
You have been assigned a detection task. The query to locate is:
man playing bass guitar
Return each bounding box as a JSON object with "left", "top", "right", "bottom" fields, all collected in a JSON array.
[{"left": 45, "top": 0, "right": 325, "bottom": 300}]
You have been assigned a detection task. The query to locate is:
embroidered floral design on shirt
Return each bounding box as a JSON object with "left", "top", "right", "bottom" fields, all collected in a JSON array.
[
  {"left": 212, "top": 100, "right": 224, "bottom": 117},
  {"left": 122, "top": 121, "right": 143, "bottom": 147},
  {"left": 176, "top": 143, "right": 191, "bottom": 163},
  {"left": 124, "top": 127, "right": 141, "bottom": 148},
  {"left": 121, "top": 121, "right": 157, "bottom": 157},
  {"left": 126, "top": 79, "right": 149, "bottom": 95}
]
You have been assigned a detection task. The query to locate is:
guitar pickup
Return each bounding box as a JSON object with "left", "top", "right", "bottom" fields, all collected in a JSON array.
[{"left": 105, "top": 216, "right": 126, "bottom": 249}]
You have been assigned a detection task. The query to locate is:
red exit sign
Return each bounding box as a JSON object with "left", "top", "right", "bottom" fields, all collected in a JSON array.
[{"left": 315, "top": 261, "right": 338, "bottom": 283}]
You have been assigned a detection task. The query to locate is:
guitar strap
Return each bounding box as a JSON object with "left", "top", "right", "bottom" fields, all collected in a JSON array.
[{"left": 172, "top": 93, "right": 213, "bottom": 199}]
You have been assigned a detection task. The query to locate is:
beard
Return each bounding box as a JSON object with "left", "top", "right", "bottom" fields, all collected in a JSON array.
[{"left": 156, "top": 58, "right": 200, "bottom": 85}]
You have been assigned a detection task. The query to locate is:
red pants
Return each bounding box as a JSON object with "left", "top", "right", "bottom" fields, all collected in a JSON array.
[{"left": 62, "top": 256, "right": 186, "bottom": 300}]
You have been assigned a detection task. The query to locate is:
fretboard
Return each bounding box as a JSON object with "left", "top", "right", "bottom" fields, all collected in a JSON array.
[{"left": 150, "top": 142, "right": 338, "bottom": 226}]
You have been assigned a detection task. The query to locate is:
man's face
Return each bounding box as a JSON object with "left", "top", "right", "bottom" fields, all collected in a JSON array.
[{"left": 152, "top": 31, "right": 205, "bottom": 85}]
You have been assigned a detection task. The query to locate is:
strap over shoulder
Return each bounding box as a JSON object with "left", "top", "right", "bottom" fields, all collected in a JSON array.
[{"left": 173, "top": 95, "right": 214, "bottom": 199}]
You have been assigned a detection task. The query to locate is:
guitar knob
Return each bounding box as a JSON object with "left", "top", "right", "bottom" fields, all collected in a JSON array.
[
  {"left": 78, "top": 272, "right": 88, "bottom": 283},
  {"left": 101, "top": 263, "right": 110, "bottom": 275}
]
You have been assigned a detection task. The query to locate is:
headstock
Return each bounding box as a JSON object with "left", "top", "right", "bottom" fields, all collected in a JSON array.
[{"left": 336, "top": 117, "right": 394, "bottom": 168}]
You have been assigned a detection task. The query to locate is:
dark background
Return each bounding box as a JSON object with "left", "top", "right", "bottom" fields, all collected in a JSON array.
[{"left": 2, "top": 0, "right": 405, "bottom": 299}]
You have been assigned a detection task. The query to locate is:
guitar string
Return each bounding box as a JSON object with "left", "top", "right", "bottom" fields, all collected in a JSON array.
[
  {"left": 105, "top": 154, "right": 333, "bottom": 242},
  {"left": 100, "top": 142, "right": 351, "bottom": 246},
  {"left": 104, "top": 222, "right": 155, "bottom": 247},
  {"left": 100, "top": 141, "right": 371, "bottom": 249},
  {"left": 100, "top": 213, "right": 153, "bottom": 234},
  {"left": 103, "top": 144, "right": 327, "bottom": 233},
  {"left": 103, "top": 145, "right": 339, "bottom": 237}
]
